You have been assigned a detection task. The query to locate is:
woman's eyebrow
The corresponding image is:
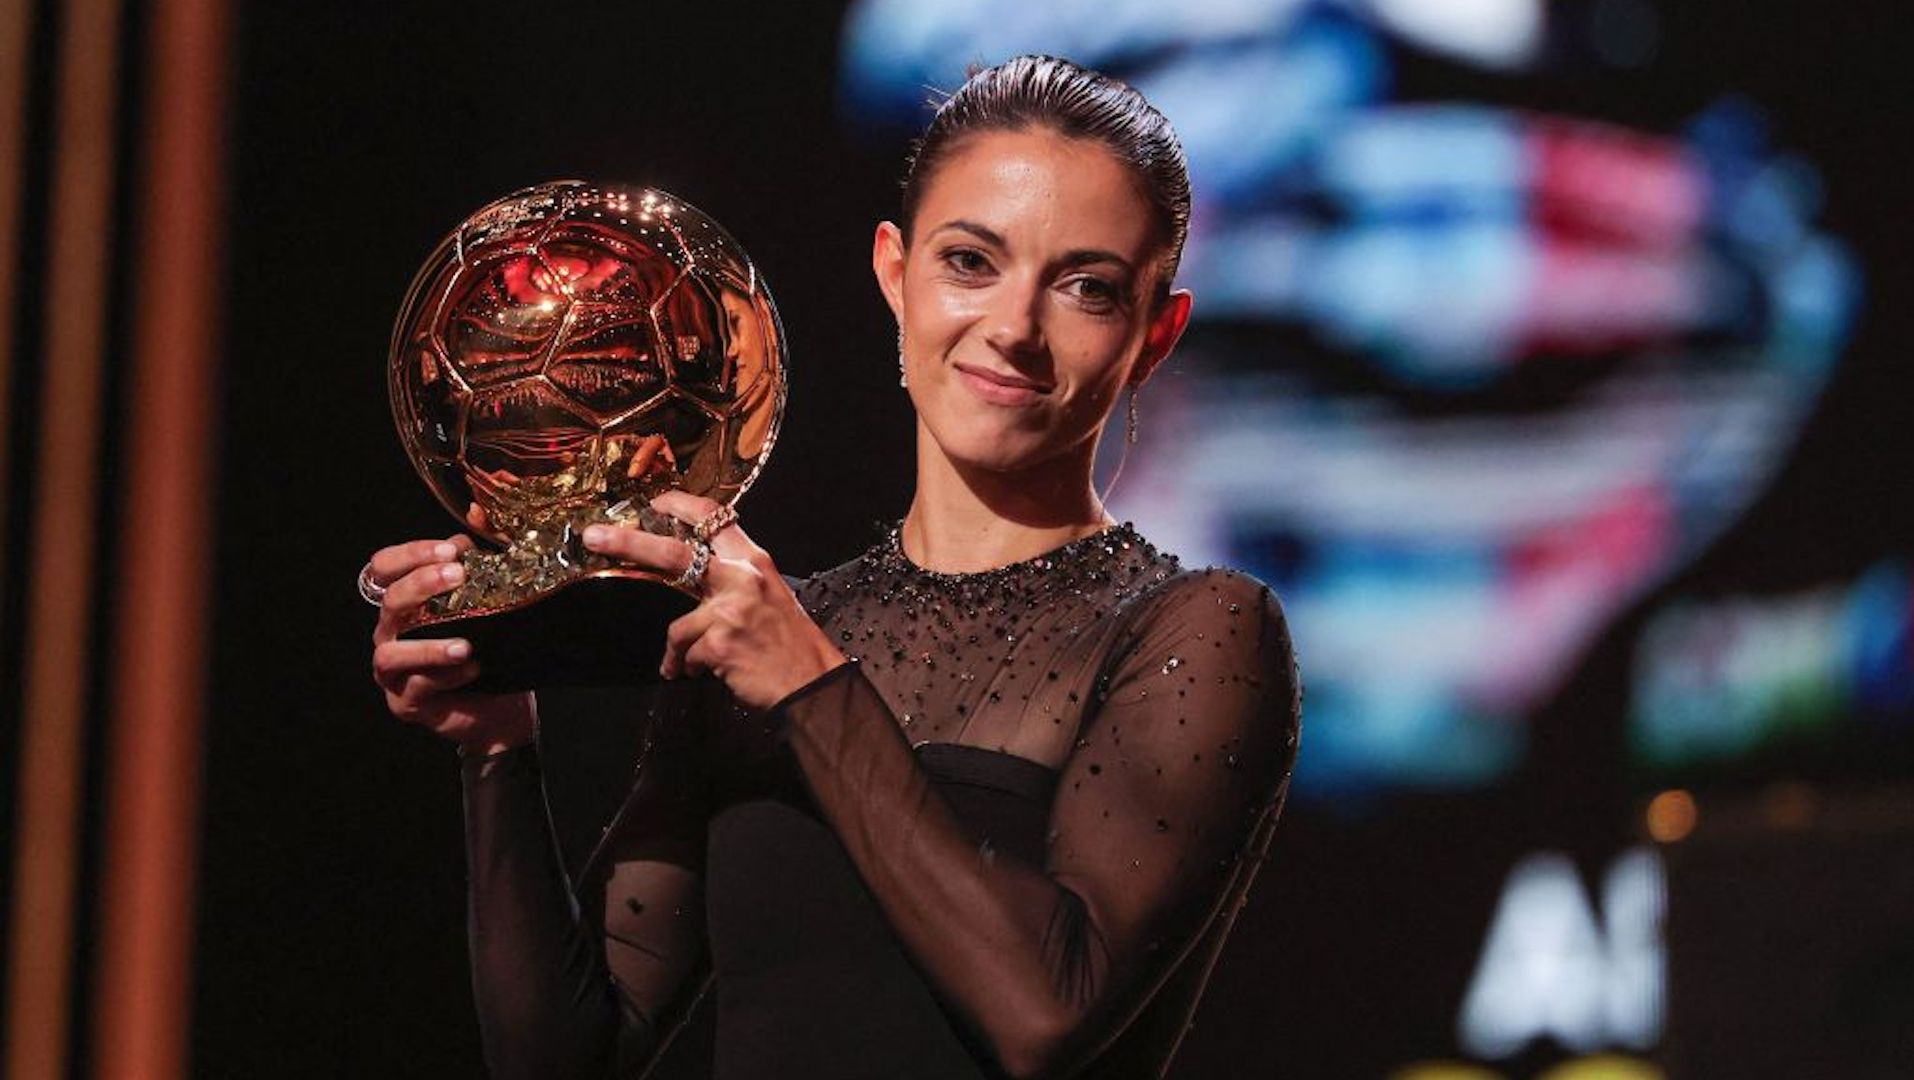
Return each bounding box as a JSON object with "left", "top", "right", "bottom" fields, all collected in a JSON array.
[
  {"left": 1058, "top": 249, "right": 1133, "bottom": 274},
  {"left": 929, "top": 219, "right": 1006, "bottom": 248}
]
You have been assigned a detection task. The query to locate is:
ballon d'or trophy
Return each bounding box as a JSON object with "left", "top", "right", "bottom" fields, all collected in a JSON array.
[{"left": 388, "top": 181, "right": 786, "bottom": 690}]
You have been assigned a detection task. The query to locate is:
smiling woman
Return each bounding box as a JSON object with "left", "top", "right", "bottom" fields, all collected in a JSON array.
[
  {"left": 363, "top": 55, "right": 1300, "bottom": 1079},
  {"left": 877, "top": 129, "right": 1190, "bottom": 493}
]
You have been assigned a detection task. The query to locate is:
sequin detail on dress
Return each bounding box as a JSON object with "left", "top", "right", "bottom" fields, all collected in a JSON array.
[{"left": 793, "top": 523, "right": 1184, "bottom": 754}]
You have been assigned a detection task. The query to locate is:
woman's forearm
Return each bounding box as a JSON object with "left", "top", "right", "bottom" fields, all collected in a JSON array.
[
  {"left": 462, "top": 745, "right": 635, "bottom": 1078},
  {"left": 777, "top": 667, "right": 1144, "bottom": 1078}
]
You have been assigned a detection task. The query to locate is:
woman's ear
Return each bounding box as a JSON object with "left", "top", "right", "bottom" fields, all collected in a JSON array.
[
  {"left": 1130, "top": 288, "right": 1192, "bottom": 388},
  {"left": 872, "top": 220, "right": 907, "bottom": 323}
]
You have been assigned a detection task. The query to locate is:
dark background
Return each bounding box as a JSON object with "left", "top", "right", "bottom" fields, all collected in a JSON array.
[{"left": 3, "top": 2, "right": 1903, "bottom": 1077}]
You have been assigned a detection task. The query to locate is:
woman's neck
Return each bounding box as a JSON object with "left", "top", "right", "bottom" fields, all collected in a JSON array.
[{"left": 901, "top": 423, "right": 1113, "bottom": 573}]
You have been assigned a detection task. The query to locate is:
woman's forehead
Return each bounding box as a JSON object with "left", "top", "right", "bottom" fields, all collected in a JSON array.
[{"left": 916, "top": 130, "right": 1157, "bottom": 256}]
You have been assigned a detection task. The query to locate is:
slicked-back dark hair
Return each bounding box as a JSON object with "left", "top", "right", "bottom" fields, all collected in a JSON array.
[{"left": 899, "top": 55, "right": 1192, "bottom": 297}]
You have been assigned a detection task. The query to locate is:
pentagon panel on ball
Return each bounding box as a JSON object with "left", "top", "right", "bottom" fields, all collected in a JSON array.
[{"left": 386, "top": 180, "right": 787, "bottom": 647}]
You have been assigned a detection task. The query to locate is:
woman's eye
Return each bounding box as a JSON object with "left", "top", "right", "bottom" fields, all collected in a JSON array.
[
  {"left": 1066, "top": 276, "right": 1122, "bottom": 311},
  {"left": 940, "top": 248, "right": 991, "bottom": 276}
]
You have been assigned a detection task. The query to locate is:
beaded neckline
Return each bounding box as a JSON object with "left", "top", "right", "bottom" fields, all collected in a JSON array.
[{"left": 859, "top": 520, "right": 1169, "bottom": 600}]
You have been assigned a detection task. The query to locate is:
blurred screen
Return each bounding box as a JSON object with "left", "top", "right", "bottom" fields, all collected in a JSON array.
[{"left": 838, "top": 0, "right": 1871, "bottom": 801}]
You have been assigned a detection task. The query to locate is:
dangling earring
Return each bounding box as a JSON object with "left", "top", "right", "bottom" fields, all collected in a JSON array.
[
  {"left": 1126, "top": 386, "right": 1140, "bottom": 445},
  {"left": 896, "top": 327, "right": 908, "bottom": 388}
]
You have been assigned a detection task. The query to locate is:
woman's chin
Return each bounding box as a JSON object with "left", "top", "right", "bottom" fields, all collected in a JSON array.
[
  {"left": 943, "top": 433, "right": 1084, "bottom": 480},
  {"left": 922, "top": 405, "right": 1100, "bottom": 479},
  {"left": 929, "top": 430, "right": 1028, "bottom": 474}
]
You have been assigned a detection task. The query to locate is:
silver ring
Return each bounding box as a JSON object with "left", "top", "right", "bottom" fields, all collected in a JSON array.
[
  {"left": 667, "top": 540, "right": 712, "bottom": 593},
  {"left": 692, "top": 503, "right": 738, "bottom": 544},
  {"left": 357, "top": 562, "right": 388, "bottom": 607}
]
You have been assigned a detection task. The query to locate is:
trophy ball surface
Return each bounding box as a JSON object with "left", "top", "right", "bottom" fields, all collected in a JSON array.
[{"left": 388, "top": 181, "right": 786, "bottom": 543}]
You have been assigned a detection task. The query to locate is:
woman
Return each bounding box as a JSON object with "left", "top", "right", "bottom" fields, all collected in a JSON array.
[{"left": 366, "top": 56, "right": 1299, "bottom": 1080}]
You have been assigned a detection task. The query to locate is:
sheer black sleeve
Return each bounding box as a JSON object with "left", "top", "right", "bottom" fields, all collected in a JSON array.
[
  {"left": 461, "top": 682, "right": 712, "bottom": 1079},
  {"left": 773, "top": 568, "right": 1299, "bottom": 1078}
]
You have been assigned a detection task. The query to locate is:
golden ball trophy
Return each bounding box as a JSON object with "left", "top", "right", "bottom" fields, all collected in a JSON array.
[{"left": 388, "top": 181, "right": 786, "bottom": 690}]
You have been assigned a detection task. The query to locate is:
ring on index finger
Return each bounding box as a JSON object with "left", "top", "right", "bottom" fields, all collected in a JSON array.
[
  {"left": 691, "top": 503, "right": 738, "bottom": 545},
  {"left": 357, "top": 562, "right": 388, "bottom": 607},
  {"left": 668, "top": 539, "right": 713, "bottom": 594}
]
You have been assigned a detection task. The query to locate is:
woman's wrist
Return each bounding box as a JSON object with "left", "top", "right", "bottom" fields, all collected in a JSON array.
[
  {"left": 456, "top": 735, "right": 533, "bottom": 760},
  {"left": 794, "top": 643, "right": 853, "bottom": 702},
  {"left": 453, "top": 691, "right": 539, "bottom": 759},
  {"left": 765, "top": 655, "right": 860, "bottom": 720},
  {"left": 456, "top": 738, "right": 537, "bottom": 787}
]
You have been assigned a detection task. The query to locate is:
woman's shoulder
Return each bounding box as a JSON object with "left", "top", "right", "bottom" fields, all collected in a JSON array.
[
  {"left": 1120, "top": 557, "right": 1290, "bottom": 635},
  {"left": 1112, "top": 556, "right": 1300, "bottom": 705}
]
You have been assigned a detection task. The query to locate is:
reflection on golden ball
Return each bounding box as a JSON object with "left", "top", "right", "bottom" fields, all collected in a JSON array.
[
  {"left": 387, "top": 181, "right": 785, "bottom": 617},
  {"left": 390, "top": 180, "right": 785, "bottom": 538}
]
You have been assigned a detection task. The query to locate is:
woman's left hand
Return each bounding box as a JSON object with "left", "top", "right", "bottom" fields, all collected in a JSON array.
[{"left": 582, "top": 491, "right": 847, "bottom": 710}]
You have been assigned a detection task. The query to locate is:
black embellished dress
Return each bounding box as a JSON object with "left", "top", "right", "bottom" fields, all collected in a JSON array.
[{"left": 461, "top": 525, "right": 1300, "bottom": 1079}]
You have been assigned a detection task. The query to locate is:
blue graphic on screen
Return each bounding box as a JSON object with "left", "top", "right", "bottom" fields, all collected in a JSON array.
[
  {"left": 839, "top": 0, "right": 1864, "bottom": 798},
  {"left": 1632, "top": 564, "right": 1913, "bottom": 768}
]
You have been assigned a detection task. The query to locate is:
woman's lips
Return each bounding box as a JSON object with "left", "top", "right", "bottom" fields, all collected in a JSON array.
[{"left": 954, "top": 362, "right": 1052, "bottom": 406}]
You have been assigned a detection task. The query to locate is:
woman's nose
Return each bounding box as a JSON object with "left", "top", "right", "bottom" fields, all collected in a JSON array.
[{"left": 983, "top": 279, "right": 1046, "bottom": 359}]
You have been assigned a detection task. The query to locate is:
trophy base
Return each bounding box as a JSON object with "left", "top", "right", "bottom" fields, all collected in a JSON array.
[{"left": 399, "top": 575, "right": 698, "bottom": 693}]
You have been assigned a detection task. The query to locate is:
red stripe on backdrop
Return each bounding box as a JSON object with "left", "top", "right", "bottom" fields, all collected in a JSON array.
[
  {"left": 3, "top": 1, "right": 125, "bottom": 1077},
  {"left": 0, "top": 0, "right": 32, "bottom": 536},
  {"left": 92, "top": 0, "right": 229, "bottom": 1077}
]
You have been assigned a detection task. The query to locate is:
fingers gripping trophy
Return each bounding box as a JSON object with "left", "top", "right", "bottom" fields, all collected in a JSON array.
[{"left": 370, "top": 181, "right": 786, "bottom": 690}]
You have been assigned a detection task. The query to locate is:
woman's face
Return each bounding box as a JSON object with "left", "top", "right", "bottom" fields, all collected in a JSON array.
[{"left": 874, "top": 128, "right": 1190, "bottom": 476}]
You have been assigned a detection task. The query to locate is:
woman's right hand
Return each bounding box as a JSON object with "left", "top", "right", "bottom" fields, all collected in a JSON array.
[{"left": 368, "top": 535, "right": 536, "bottom": 757}]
